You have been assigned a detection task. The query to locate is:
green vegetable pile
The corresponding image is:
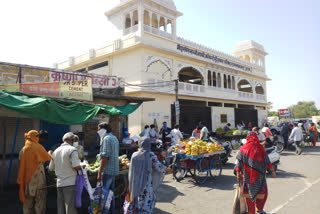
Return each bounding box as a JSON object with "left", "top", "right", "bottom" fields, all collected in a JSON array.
[
  {"left": 88, "top": 158, "right": 100, "bottom": 173},
  {"left": 216, "top": 127, "right": 225, "bottom": 135}
]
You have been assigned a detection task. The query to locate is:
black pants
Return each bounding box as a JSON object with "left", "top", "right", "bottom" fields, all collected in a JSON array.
[{"left": 282, "top": 135, "right": 288, "bottom": 148}]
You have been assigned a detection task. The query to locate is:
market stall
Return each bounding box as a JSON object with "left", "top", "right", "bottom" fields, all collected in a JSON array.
[{"left": 169, "top": 139, "right": 226, "bottom": 184}]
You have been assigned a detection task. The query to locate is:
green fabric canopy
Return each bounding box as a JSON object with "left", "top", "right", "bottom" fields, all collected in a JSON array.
[
  {"left": 0, "top": 90, "right": 122, "bottom": 125},
  {"left": 116, "top": 103, "right": 141, "bottom": 116}
]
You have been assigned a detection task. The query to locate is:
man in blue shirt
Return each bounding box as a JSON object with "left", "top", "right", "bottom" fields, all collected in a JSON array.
[{"left": 97, "top": 122, "right": 119, "bottom": 213}]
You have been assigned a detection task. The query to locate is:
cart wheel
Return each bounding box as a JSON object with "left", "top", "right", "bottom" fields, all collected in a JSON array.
[
  {"left": 210, "top": 156, "right": 222, "bottom": 178},
  {"left": 172, "top": 158, "right": 187, "bottom": 181},
  {"left": 188, "top": 168, "right": 194, "bottom": 177},
  {"left": 192, "top": 159, "right": 209, "bottom": 184}
]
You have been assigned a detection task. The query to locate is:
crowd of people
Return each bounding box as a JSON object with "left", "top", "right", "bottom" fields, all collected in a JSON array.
[{"left": 16, "top": 119, "right": 319, "bottom": 214}]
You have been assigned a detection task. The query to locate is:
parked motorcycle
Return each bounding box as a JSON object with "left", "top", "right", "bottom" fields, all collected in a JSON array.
[{"left": 270, "top": 135, "right": 284, "bottom": 153}]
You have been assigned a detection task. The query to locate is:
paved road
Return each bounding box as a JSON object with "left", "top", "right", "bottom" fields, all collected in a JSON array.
[{"left": 155, "top": 143, "right": 320, "bottom": 214}]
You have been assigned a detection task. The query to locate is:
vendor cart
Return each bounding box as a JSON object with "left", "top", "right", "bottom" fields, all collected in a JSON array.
[{"left": 169, "top": 151, "right": 225, "bottom": 184}]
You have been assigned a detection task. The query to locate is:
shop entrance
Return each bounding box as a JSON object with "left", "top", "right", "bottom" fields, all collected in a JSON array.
[
  {"left": 171, "top": 103, "right": 212, "bottom": 135},
  {"left": 40, "top": 121, "right": 70, "bottom": 151},
  {"left": 234, "top": 108, "right": 258, "bottom": 128}
]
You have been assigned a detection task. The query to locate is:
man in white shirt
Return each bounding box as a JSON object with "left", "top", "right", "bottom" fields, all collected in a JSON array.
[
  {"left": 289, "top": 123, "right": 303, "bottom": 155},
  {"left": 49, "top": 132, "right": 82, "bottom": 214},
  {"left": 169, "top": 124, "right": 183, "bottom": 146}
]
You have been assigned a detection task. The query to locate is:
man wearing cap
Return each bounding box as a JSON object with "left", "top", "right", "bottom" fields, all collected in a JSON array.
[{"left": 49, "top": 132, "right": 82, "bottom": 214}]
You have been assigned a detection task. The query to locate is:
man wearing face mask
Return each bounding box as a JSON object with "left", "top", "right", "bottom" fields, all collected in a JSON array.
[
  {"left": 73, "top": 135, "right": 84, "bottom": 161},
  {"left": 97, "top": 122, "right": 119, "bottom": 212},
  {"left": 159, "top": 122, "right": 171, "bottom": 143}
]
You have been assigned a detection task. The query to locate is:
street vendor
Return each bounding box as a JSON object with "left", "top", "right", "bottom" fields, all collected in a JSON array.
[
  {"left": 97, "top": 122, "right": 119, "bottom": 213},
  {"left": 17, "top": 130, "right": 52, "bottom": 214},
  {"left": 191, "top": 126, "right": 201, "bottom": 138},
  {"left": 199, "top": 121, "right": 209, "bottom": 142},
  {"left": 49, "top": 132, "right": 82, "bottom": 214}
]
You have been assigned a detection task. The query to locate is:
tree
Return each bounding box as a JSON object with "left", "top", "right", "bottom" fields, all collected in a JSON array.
[
  {"left": 268, "top": 111, "right": 278, "bottom": 117},
  {"left": 288, "top": 101, "right": 319, "bottom": 118}
]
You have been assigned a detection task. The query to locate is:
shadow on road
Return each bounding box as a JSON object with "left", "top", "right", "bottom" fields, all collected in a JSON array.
[
  {"left": 274, "top": 169, "right": 305, "bottom": 179},
  {"left": 153, "top": 207, "right": 173, "bottom": 214},
  {"left": 156, "top": 183, "right": 185, "bottom": 203}
]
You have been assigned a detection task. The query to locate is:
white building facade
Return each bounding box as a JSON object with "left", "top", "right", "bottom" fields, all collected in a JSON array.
[{"left": 56, "top": 0, "right": 270, "bottom": 135}]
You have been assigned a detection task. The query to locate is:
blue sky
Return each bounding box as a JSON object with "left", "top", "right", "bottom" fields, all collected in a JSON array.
[
  {"left": 0, "top": 0, "right": 319, "bottom": 110},
  {"left": 174, "top": 0, "right": 320, "bottom": 110}
]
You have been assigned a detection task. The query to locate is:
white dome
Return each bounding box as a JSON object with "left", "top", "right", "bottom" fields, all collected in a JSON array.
[
  {"left": 118, "top": 0, "right": 176, "bottom": 11},
  {"left": 234, "top": 40, "right": 265, "bottom": 53},
  {"left": 151, "top": 0, "right": 177, "bottom": 11}
]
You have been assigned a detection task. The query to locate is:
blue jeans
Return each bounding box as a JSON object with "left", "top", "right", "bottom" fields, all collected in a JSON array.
[{"left": 102, "top": 174, "right": 115, "bottom": 214}]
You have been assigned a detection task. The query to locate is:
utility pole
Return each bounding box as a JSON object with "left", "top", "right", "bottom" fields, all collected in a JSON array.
[{"left": 174, "top": 79, "right": 179, "bottom": 125}]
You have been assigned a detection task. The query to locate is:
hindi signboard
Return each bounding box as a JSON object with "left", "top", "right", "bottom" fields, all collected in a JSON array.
[
  {"left": 279, "top": 109, "right": 290, "bottom": 117},
  {"left": 0, "top": 62, "right": 119, "bottom": 89}
]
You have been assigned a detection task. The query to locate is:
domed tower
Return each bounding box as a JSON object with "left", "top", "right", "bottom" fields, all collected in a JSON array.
[
  {"left": 232, "top": 40, "right": 268, "bottom": 70},
  {"left": 105, "top": 0, "right": 182, "bottom": 40}
]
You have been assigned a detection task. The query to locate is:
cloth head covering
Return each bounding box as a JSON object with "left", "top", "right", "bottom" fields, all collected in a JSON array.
[
  {"left": 236, "top": 132, "right": 271, "bottom": 201},
  {"left": 17, "top": 130, "right": 51, "bottom": 203},
  {"left": 128, "top": 137, "right": 153, "bottom": 201}
]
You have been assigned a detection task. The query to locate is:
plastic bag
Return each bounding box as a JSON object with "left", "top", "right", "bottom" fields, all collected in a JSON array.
[
  {"left": 233, "top": 184, "right": 247, "bottom": 214},
  {"left": 90, "top": 184, "right": 114, "bottom": 214}
]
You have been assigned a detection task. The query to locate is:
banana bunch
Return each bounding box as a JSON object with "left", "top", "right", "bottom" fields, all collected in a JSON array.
[
  {"left": 207, "top": 143, "right": 225, "bottom": 153},
  {"left": 191, "top": 144, "right": 200, "bottom": 156}
]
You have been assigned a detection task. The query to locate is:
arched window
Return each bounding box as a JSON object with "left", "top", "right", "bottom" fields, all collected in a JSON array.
[
  {"left": 144, "top": 11, "right": 150, "bottom": 25},
  {"left": 217, "top": 73, "right": 221, "bottom": 87},
  {"left": 207, "top": 70, "right": 212, "bottom": 86},
  {"left": 133, "top": 10, "right": 138, "bottom": 26},
  {"left": 232, "top": 76, "right": 235, "bottom": 89},
  {"left": 238, "top": 79, "right": 253, "bottom": 93},
  {"left": 213, "top": 72, "right": 217, "bottom": 87},
  {"left": 245, "top": 55, "right": 250, "bottom": 62},
  {"left": 255, "top": 84, "right": 265, "bottom": 95},
  {"left": 179, "top": 67, "right": 204, "bottom": 85},
  {"left": 125, "top": 14, "right": 131, "bottom": 29},
  {"left": 228, "top": 75, "right": 231, "bottom": 89},
  {"left": 146, "top": 60, "right": 171, "bottom": 81},
  {"left": 223, "top": 74, "right": 227, "bottom": 88}
]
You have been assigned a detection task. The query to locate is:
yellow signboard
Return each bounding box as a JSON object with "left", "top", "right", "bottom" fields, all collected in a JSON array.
[
  {"left": 59, "top": 79, "right": 93, "bottom": 101},
  {"left": 0, "top": 84, "right": 20, "bottom": 92}
]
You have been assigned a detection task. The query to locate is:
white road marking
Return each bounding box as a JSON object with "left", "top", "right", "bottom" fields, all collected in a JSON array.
[{"left": 270, "top": 177, "right": 320, "bottom": 213}]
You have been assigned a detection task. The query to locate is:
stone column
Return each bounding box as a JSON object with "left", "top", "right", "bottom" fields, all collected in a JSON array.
[
  {"left": 164, "top": 17, "right": 167, "bottom": 32},
  {"left": 130, "top": 12, "right": 133, "bottom": 32},
  {"left": 172, "top": 19, "right": 177, "bottom": 39},
  {"left": 157, "top": 15, "right": 160, "bottom": 29},
  {"left": 221, "top": 74, "right": 224, "bottom": 89},
  {"left": 138, "top": 5, "right": 143, "bottom": 37},
  {"left": 149, "top": 12, "right": 152, "bottom": 28}
]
